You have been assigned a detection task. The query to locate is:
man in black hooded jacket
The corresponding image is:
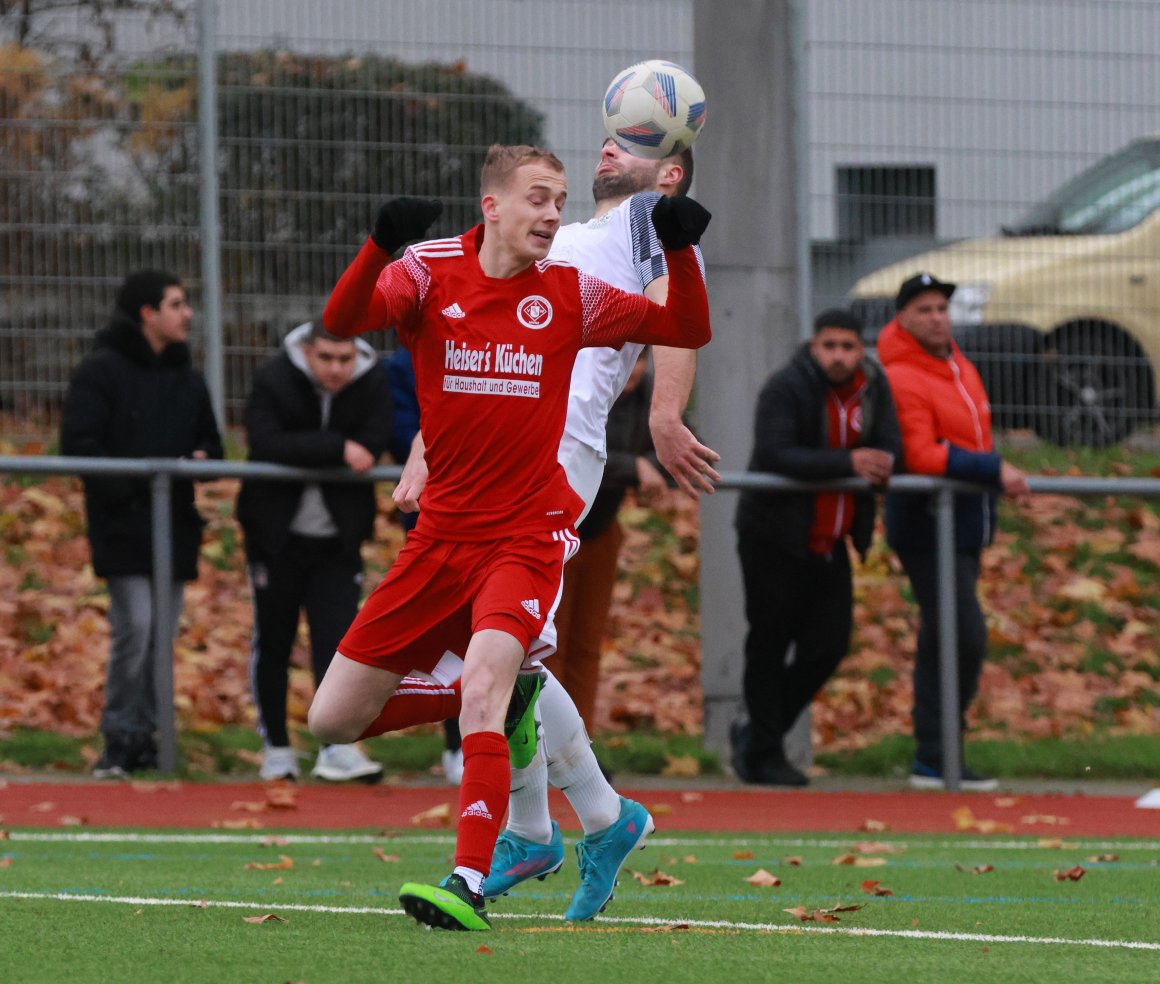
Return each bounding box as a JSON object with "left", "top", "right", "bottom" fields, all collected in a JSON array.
[
  {"left": 61, "top": 269, "right": 223, "bottom": 777},
  {"left": 733, "top": 309, "right": 900, "bottom": 786},
  {"left": 237, "top": 320, "right": 392, "bottom": 783}
]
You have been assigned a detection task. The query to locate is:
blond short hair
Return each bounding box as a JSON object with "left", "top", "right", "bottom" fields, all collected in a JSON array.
[{"left": 480, "top": 144, "right": 565, "bottom": 195}]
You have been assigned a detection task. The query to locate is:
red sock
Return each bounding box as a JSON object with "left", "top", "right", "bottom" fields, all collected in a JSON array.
[
  {"left": 455, "top": 731, "right": 510, "bottom": 873},
  {"left": 357, "top": 677, "right": 462, "bottom": 739}
]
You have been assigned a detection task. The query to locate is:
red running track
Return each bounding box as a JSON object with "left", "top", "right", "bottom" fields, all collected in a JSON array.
[{"left": 1, "top": 781, "right": 1155, "bottom": 837}]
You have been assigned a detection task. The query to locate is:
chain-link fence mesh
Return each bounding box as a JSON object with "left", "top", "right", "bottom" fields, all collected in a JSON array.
[
  {"left": 807, "top": 0, "right": 1160, "bottom": 447},
  {"left": 4, "top": 1, "right": 1160, "bottom": 446},
  {"left": 0, "top": 0, "right": 692, "bottom": 435}
]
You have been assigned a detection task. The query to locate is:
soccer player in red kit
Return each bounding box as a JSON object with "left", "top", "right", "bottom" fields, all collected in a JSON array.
[{"left": 308, "top": 144, "right": 711, "bottom": 931}]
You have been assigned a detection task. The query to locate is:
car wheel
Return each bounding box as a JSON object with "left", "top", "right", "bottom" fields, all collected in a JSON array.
[
  {"left": 957, "top": 324, "right": 1043, "bottom": 431},
  {"left": 1035, "top": 322, "right": 1154, "bottom": 448}
]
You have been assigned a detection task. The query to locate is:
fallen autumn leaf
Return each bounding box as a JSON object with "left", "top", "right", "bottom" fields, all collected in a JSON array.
[
  {"left": 744, "top": 868, "right": 782, "bottom": 887},
  {"left": 244, "top": 854, "right": 294, "bottom": 871}
]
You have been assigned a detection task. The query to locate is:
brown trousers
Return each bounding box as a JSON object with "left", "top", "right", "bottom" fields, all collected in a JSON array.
[{"left": 550, "top": 519, "right": 624, "bottom": 728}]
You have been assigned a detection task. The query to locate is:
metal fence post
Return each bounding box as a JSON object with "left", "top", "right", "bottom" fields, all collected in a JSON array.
[
  {"left": 197, "top": 0, "right": 225, "bottom": 428},
  {"left": 935, "top": 485, "right": 961, "bottom": 791},
  {"left": 150, "top": 468, "right": 178, "bottom": 773}
]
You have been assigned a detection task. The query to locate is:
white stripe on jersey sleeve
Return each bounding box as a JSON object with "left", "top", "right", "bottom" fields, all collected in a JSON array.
[{"left": 412, "top": 236, "right": 464, "bottom": 258}]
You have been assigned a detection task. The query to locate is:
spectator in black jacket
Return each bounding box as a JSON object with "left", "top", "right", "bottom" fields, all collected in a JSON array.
[
  {"left": 237, "top": 321, "right": 392, "bottom": 783},
  {"left": 732, "top": 309, "right": 901, "bottom": 786},
  {"left": 61, "top": 269, "right": 223, "bottom": 778}
]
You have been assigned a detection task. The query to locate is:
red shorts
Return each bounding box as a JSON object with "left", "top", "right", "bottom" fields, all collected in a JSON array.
[{"left": 337, "top": 527, "right": 579, "bottom": 676}]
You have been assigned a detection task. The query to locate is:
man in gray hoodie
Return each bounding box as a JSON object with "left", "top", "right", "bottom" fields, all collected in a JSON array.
[{"left": 237, "top": 321, "right": 392, "bottom": 782}]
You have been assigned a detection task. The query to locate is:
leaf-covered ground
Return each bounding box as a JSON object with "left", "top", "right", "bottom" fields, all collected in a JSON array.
[{"left": 2, "top": 466, "right": 1159, "bottom": 753}]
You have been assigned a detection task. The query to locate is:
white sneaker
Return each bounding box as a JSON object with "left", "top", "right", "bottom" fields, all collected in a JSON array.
[
  {"left": 260, "top": 745, "right": 300, "bottom": 782},
  {"left": 442, "top": 747, "right": 464, "bottom": 784},
  {"left": 311, "top": 743, "right": 384, "bottom": 783}
]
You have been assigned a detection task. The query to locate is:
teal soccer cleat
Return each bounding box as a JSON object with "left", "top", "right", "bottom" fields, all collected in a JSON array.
[
  {"left": 565, "top": 797, "right": 655, "bottom": 921},
  {"left": 481, "top": 821, "right": 565, "bottom": 899}
]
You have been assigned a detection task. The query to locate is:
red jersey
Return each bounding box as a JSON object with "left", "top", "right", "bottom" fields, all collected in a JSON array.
[{"left": 324, "top": 224, "right": 710, "bottom": 540}]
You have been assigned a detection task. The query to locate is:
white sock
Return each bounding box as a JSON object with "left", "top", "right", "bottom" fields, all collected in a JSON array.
[
  {"left": 540, "top": 671, "right": 621, "bottom": 835},
  {"left": 452, "top": 866, "right": 484, "bottom": 895},
  {"left": 503, "top": 740, "right": 553, "bottom": 844}
]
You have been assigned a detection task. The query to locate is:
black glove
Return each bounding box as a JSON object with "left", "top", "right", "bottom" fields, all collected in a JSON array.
[
  {"left": 371, "top": 197, "right": 444, "bottom": 253},
  {"left": 651, "top": 196, "right": 711, "bottom": 250}
]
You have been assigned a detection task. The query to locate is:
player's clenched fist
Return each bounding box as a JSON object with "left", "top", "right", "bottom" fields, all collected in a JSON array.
[
  {"left": 651, "top": 196, "right": 711, "bottom": 250},
  {"left": 371, "top": 197, "right": 444, "bottom": 253}
]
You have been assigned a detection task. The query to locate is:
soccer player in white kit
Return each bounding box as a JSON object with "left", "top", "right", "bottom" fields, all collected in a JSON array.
[{"left": 393, "top": 140, "right": 720, "bottom": 921}]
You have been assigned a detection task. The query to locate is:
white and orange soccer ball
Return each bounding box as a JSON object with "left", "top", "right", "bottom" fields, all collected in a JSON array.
[{"left": 601, "top": 59, "right": 707, "bottom": 160}]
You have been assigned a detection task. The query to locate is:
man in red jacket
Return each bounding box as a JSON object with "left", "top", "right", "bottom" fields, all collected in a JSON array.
[{"left": 877, "top": 273, "right": 1030, "bottom": 791}]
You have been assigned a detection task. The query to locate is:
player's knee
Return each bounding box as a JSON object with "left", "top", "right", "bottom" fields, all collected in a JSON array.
[{"left": 307, "top": 701, "right": 357, "bottom": 745}]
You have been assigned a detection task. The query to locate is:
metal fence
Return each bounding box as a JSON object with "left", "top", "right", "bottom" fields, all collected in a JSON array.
[
  {"left": 5, "top": 453, "right": 1157, "bottom": 788},
  {"left": 5, "top": 1, "right": 1160, "bottom": 445}
]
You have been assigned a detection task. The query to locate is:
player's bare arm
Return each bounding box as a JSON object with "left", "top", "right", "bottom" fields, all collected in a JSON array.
[
  {"left": 393, "top": 430, "right": 427, "bottom": 513},
  {"left": 648, "top": 341, "right": 721, "bottom": 498}
]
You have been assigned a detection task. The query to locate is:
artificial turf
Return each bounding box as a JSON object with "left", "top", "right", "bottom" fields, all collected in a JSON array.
[{"left": 2, "top": 828, "right": 1157, "bottom": 983}]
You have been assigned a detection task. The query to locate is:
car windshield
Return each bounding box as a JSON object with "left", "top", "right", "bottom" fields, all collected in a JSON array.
[{"left": 1004, "top": 137, "right": 1160, "bottom": 236}]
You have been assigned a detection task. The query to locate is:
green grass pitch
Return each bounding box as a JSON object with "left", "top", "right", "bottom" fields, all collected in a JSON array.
[{"left": 2, "top": 829, "right": 1158, "bottom": 983}]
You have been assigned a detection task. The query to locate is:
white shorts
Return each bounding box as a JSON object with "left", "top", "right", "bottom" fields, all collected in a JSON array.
[
  {"left": 521, "top": 434, "right": 607, "bottom": 666},
  {"left": 557, "top": 431, "right": 605, "bottom": 528}
]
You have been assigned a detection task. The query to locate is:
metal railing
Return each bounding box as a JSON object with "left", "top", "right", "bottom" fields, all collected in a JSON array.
[{"left": 3, "top": 454, "right": 1156, "bottom": 788}]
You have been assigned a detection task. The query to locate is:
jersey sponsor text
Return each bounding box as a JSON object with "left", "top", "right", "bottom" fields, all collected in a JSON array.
[{"left": 443, "top": 374, "right": 541, "bottom": 398}]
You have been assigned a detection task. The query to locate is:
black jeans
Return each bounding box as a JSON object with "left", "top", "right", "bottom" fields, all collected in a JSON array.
[
  {"left": 248, "top": 535, "right": 363, "bottom": 747},
  {"left": 894, "top": 548, "right": 988, "bottom": 767},
  {"left": 737, "top": 536, "right": 853, "bottom": 769}
]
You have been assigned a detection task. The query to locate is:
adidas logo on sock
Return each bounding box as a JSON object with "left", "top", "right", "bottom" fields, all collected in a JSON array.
[
  {"left": 521, "top": 598, "right": 540, "bottom": 618},
  {"left": 441, "top": 302, "right": 466, "bottom": 319},
  {"left": 461, "top": 799, "right": 493, "bottom": 820}
]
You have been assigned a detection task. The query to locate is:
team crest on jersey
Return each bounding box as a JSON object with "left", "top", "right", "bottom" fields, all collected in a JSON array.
[
  {"left": 517, "top": 295, "right": 553, "bottom": 329},
  {"left": 850, "top": 406, "right": 863, "bottom": 433}
]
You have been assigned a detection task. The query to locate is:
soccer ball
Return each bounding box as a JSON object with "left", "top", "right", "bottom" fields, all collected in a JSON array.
[{"left": 601, "top": 59, "right": 707, "bottom": 160}]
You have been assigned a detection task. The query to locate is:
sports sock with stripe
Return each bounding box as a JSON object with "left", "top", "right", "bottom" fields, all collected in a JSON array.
[
  {"left": 455, "top": 730, "right": 510, "bottom": 873},
  {"left": 357, "top": 677, "right": 462, "bottom": 739}
]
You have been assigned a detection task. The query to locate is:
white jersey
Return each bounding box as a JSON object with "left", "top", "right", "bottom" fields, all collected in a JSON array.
[{"left": 549, "top": 191, "right": 673, "bottom": 460}]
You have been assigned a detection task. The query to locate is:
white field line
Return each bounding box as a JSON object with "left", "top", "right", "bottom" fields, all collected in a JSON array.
[
  {"left": 6, "top": 831, "right": 1160, "bottom": 852},
  {"left": 0, "top": 890, "right": 1158, "bottom": 951}
]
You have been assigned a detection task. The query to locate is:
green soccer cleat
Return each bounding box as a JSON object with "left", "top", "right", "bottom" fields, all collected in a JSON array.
[
  {"left": 399, "top": 874, "right": 492, "bottom": 931},
  {"left": 504, "top": 670, "right": 543, "bottom": 770}
]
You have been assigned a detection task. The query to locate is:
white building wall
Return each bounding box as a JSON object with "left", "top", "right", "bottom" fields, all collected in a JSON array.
[{"left": 808, "top": 0, "right": 1160, "bottom": 240}]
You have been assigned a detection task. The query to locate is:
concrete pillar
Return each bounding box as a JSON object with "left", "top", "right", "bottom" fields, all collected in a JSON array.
[{"left": 693, "top": 0, "right": 807, "bottom": 765}]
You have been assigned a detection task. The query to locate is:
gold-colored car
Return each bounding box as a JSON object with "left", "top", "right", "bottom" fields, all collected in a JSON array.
[{"left": 849, "top": 135, "right": 1160, "bottom": 446}]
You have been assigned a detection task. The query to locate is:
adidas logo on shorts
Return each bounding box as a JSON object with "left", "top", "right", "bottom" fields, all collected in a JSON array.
[
  {"left": 521, "top": 598, "right": 541, "bottom": 618},
  {"left": 461, "top": 799, "right": 493, "bottom": 820}
]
